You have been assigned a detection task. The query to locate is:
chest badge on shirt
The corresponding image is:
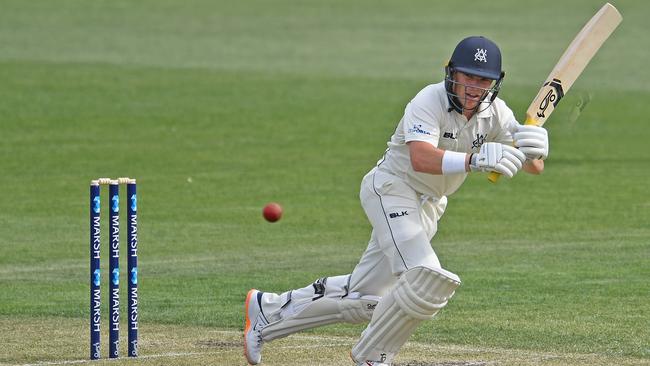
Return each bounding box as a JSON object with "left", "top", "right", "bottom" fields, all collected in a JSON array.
[{"left": 472, "top": 133, "right": 488, "bottom": 149}]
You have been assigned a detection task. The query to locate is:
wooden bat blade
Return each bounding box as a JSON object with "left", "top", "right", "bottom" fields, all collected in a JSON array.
[
  {"left": 526, "top": 2, "right": 622, "bottom": 127},
  {"left": 487, "top": 3, "right": 622, "bottom": 183}
]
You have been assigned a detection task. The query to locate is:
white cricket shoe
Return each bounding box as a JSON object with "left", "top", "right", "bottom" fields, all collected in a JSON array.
[
  {"left": 351, "top": 353, "right": 391, "bottom": 366},
  {"left": 244, "top": 289, "right": 268, "bottom": 365}
]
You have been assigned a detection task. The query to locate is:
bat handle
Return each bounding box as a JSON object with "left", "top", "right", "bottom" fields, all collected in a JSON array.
[
  {"left": 487, "top": 171, "right": 501, "bottom": 183},
  {"left": 487, "top": 116, "right": 538, "bottom": 183}
]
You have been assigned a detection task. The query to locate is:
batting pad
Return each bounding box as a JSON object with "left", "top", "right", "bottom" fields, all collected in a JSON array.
[
  {"left": 261, "top": 295, "right": 379, "bottom": 341},
  {"left": 351, "top": 266, "right": 460, "bottom": 364}
]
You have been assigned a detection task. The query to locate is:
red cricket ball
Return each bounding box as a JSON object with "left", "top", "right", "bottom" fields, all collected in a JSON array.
[{"left": 262, "top": 202, "right": 283, "bottom": 222}]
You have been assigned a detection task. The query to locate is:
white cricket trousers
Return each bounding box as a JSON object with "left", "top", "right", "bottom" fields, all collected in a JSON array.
[
  {"left": 349, "top": 167, "right": 446, "bottom": 296},
  {"left": 258, "top": 167, "right": 447, "bottom": 324}
]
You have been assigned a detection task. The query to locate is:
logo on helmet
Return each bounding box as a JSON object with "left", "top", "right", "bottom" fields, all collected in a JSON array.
[{"left": 474, "top": 48, "right": 488, "bottom": 63}]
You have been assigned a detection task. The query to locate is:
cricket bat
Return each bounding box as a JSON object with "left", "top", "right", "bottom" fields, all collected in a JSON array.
[{"left": 488, "top": 2, "right": 622, "bottom": 183}]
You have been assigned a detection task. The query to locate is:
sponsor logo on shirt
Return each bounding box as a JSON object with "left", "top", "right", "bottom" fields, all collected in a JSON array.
[
  {"left": 407, "top": 124, "right": 431, "bottom": 136},
  {"left": 443, "top": 131, "right": 457, "bottom": 139}
]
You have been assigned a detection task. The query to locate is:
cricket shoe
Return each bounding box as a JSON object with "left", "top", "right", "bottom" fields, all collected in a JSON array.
[
  {"left": 244, "top": 289, "right": 268, "bottom": 365},
  {"left": 351, "top": 353, "right": 391, "bottom": 366}
]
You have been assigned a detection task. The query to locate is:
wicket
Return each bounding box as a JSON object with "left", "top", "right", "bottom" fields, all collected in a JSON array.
[{"left": 90, "top": 177, "right": 138, "bottom": 360}]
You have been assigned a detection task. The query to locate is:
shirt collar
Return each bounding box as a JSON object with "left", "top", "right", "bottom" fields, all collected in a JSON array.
[
  {"left": 446, "top": 100, "right": 495, "bottom": 120},
  {"left": 476, "top": 103, "right": 494, "bottom": 119}
]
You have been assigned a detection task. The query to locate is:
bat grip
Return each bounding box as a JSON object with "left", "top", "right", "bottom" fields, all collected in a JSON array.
[
  {"left": 487, "top": 116, "right": 537, "bottom": 183},
  {"left": 487, "top": 171, "right": 501, "bottom": 183}
]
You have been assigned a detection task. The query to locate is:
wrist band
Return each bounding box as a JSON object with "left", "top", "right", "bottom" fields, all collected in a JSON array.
[{"left": 441, "top": 150, "right": 468, "bottom": 175}]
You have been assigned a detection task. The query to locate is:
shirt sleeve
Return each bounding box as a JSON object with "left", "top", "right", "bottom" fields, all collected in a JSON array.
[
  {"left": 490, "top": 99, "right": 518, "bottom": 145},
  {"left": 402, "top": 92, "right": 441, "bottom": 147}
]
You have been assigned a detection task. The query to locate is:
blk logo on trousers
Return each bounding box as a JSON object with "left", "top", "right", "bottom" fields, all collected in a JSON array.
[{"left": 389, "top": 211, "right": 408, "bottom": 219}]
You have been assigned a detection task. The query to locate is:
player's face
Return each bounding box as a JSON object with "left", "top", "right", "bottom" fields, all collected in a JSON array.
[{"left": 453, "top": 72, "right": 494, "bottom": 110}]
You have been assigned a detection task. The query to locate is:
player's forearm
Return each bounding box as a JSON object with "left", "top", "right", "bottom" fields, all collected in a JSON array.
[
  {"left": 409, "top": 145, "right": 444, "bottom": 174},
  {"left": 408, "top": 141, "right": 469, "bottom": 175}
]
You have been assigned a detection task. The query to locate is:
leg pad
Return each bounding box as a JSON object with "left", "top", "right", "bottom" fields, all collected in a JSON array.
[
  {"left": 351, "top": 266, "right": 460, "bottom": 364},
  {"left": 261, "top": 295, "right": 379, "bottom": 341}
]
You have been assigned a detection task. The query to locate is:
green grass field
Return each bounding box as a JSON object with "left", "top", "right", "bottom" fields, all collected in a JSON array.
[{"left": 1, "top": 1, "right": 648, "bottom": 365}]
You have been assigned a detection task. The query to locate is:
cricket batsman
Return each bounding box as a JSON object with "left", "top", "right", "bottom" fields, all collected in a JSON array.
[{"left": 244, "top": 36, "right": 549, "bottom": 365}]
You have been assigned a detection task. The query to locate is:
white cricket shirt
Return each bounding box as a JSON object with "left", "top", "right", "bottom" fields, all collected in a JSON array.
[{"left": 377, "top": 81, "right": 518, "bottom": 198}]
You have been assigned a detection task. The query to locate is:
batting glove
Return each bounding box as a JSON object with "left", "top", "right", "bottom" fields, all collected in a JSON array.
[
  {"left": 514, "top": 125, "right": 549, "bottom": 160},
  {"left": 470, "top": 142, "right": 526, "bottom": 178}
]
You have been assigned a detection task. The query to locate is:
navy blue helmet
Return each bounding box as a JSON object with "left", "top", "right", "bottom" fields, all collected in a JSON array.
[{"left": 444, "top": 36, "right": 505, "bottom": 113}]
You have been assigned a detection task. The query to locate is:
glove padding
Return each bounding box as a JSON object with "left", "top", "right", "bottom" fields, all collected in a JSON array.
[
  {"left": 514, "top": 125, "right": 549, "bottom": 160},
  {"left": 470, "top": 142, "right": 526, "bottom": 178}
]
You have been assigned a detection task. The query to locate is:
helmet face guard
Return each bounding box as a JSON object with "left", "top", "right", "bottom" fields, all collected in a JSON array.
[
  {"left": 445, "top": 65, "right": 504, "bottom": 114},
  {"left": 444, "top": 36, "right": 505, "bottom": 114}
]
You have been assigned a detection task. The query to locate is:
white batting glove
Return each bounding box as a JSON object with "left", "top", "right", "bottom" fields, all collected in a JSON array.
[
  {"left": 470, "top": 142, "right": 526, "bottom": 178},
  {"left": 514, "top": 125, "right": 549, "bottom": 160}
]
